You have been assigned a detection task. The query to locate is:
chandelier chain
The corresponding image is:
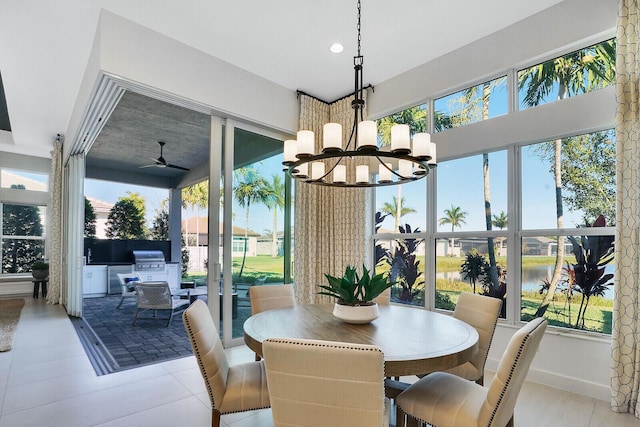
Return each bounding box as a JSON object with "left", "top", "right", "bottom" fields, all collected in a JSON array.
[{"left": 356, "top": 0, "right": 362, "bottom": 58}]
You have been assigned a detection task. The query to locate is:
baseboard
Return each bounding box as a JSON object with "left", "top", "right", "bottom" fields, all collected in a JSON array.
[
  {"left": 485, "top": 359, "right": 611, "bottom": 402},
  {"left": 0, "top": 279, "right": 33, "bottom": 297}
]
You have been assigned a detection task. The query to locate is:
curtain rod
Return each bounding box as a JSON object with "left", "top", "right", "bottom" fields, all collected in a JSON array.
[{"left": 296, "top": 84, "right": 374, "bottom": 106}]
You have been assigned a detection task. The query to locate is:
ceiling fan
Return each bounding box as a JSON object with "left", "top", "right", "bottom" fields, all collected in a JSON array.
[{"left": 140, "top": 141, "right": 190, "bottom": 171}]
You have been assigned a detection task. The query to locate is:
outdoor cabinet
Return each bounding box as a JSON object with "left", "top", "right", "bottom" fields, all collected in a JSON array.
[{"left": 82, "top": 265, "right": 108, "bottom": 297}]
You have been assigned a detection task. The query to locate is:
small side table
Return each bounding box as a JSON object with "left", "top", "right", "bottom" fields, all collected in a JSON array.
[
  {"left": 32, "top": 279, "right": 48, "bottom": 298},
  {"left": 177, "top": 288, "right": 207, "bottom": 305}
]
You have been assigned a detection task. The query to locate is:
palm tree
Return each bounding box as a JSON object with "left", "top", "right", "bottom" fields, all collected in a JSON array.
[
  {"left": 233, "top": 167, "right": 271, "bottom": 278},
  {"left": 454, "top": 78, "right": 506, "bottom": 290},
  {"left": 438, "top": 205, "right": 467, "bottom": 256},
  {"left": 182, "top": 181, "right": 208, "bottom": 253},
  {"left": 492, "top": 211, "right": 508, "bottom": 229},
  {"left": 381, "top": 196, "right": 416, "bottom": 231},
  {"left": 492, "top": 211, "right": 508, "bottom": 254},
  {"left": 264, "top": 174, "right": 285, "bottom": 258},
  {"left": 519, "top": 39, "right": 615, "bottom": 317}
]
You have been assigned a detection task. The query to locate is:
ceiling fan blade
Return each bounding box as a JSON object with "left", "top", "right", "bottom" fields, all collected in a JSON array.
[
  {"left": 166, "top": 163, "right": 191, "bottom": 171},
  {"left": 140, "top": 141, "right": 187, "bottom": 171}
]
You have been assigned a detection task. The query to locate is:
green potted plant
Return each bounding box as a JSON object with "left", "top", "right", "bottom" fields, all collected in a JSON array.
[
  {"left": 31, "top": 261, "right": 49, "bottom": 280},
  {"left": 318, "top": 264, "right": 395, "bottom": 324}
]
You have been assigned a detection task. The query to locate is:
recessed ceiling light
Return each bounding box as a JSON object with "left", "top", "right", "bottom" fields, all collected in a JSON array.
[{"left": 329, "top": 43, "right": 344, "bottom": 54}]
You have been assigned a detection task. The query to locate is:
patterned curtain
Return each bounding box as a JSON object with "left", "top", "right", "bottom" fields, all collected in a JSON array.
[
  {"left": 612, "top": 0, "right": 640, "bottom": 417},
  {"left": 46, "top": 137, "right": 63, "bottom": 305},
  {"left": 293, "top": 93, "right": 372, "bottom": 304}
]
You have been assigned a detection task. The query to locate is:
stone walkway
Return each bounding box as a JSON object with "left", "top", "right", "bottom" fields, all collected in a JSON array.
[{"left": 80, "top": 294, "right": 251, "bottom": 373}]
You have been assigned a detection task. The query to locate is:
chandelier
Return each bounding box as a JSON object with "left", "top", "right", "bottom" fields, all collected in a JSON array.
[{"left": 283, "top": 0, "right": 436, "bottom": 188}]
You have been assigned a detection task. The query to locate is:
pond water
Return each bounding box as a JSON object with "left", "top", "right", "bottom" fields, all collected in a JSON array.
[{"left": 437, "top": 263, "right": 615, "bottom": 300}]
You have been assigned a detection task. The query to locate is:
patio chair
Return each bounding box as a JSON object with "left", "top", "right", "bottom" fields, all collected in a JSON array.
[
  {"left": 396, "top": 317, "right": 547, "bottom": 427},
  {"left": 183, "top": 300, "right": 270, "bottom": 427},
  {"left": 116, "top": 272, "right": 140, "bottom": 309},
  {"left": 263, "top": 337, "right": 389, "bottom": 427},
  {"left": 132, "top": 282, "right": 189, "bottom": 327},
  {"left": 235, "top": 276, "right": 267, "bottom": 308}
]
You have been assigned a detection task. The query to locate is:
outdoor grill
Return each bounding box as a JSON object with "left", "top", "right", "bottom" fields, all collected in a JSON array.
[{"left": 132, "top": 250, "right": 166, "bottom": 272}]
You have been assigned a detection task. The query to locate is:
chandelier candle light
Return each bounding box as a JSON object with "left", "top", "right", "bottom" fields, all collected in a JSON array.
[{"left": 283, "top": 0, "right": 436, "bottom": 188}]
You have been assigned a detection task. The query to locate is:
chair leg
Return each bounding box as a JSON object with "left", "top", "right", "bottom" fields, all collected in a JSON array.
[
  {"left": 117, "top": 297, "right": 125, "bottom": 309},
  {"left": 396, "top": 405, "right": 406, "bottom": 427},
  {"left": 167, "top": 311, "right": 173, "bottom": 327},
  {"left": 132, "top": 309, "right": 139, "bottom": 326},
  {"left": 211, "top": 411, "right": 221, "bottom": 427},
  {"left": 255, "top": 353, "right": 261, "bottom": 361}
]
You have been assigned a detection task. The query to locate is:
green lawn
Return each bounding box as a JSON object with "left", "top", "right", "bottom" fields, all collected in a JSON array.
[{"left": 185, "top": 255, "right": 285, "bottom": 284}]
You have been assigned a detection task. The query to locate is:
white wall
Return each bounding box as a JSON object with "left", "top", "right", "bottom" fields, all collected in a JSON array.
[{"left": 487, "top": 323, "right": 612, "bottom": 401}]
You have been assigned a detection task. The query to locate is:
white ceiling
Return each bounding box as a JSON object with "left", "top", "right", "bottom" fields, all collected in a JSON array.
[{"left": 0, "top": 0, "right": 565, "bottom": 158}]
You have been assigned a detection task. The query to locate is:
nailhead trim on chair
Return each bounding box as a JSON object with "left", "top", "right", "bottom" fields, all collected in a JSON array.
[
  {"left": 264, "top": 338, "right": 388, "bottom": 427},
  {"left": 404, "top": 318, "right": 546, "bottom": 427},
  {"left": 182, "top": 311, "right": 219, "bottom": 410},
  {"left": 486, "top": 318, "right": 546, "bottom": 427},
  {"left": 183, "top": 308, "right": 270, "bottom": 418}
]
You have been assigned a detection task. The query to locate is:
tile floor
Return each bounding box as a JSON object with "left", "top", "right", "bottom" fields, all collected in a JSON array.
[{"left": 1, "top": 297, "right": 639, "bottom": 427}]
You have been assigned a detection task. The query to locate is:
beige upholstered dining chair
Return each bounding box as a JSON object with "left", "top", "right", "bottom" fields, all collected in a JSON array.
[
  {"left": 385, "top": 292, "right": 502, "bottom": 403},
  {"left": 182, "top": 300, "right": 270, "bottom": 427},
  {"left": 249, "top": 284, "right": 295, "bottom": 315},
  {"left": 263, "top": 337, "right": 389, "bottom": 427},
  {"left": 396, "top": 317, "right": 547, "bottom": 427},
  {"left": 445, "top": 292, "right": 503, "bottom": 385},
  {"left": 249, "top": 284, "right": 296, "bottom": 360},
  {"left": 132, "top": 282, "right": 188, "bottom": 327}
]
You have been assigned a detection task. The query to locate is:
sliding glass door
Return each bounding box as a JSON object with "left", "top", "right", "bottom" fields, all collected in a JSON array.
[{"left": 220, "top": 120, "right": 290, "bottom": 346}]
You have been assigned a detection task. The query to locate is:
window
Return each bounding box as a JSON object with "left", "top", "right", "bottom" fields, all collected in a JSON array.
[
  {"left": 374, "top": 237, "right": 426, "bottom": 307},
  {"left": 374, "top": 105, "right": 430, "bottom": 307},
  {"left": 434, "top": 76, "right": 507, "bottom": 132},
  {"left": 232, "top": 237, "right": 248, "bottom": 254},
  {"left": 437, "top": 151, "right": 508, "bottom": 232},
  {"left": 434, "top": 150, "right": 508, "bottom": 315},
  {"left": 520, "top": 130, "right": 615, "bottom": 334},
  {"left": 521, "top": 130, "right": 615, "bottom": 229},
  {"left": 1, "top": 203, "right": 46, "bottom": 274},
  {"left": 370, "top": 39, "right": 616, "bottom": 336},
  {"left": 518, "top": 39, "right": 615, "bottom": 110}
]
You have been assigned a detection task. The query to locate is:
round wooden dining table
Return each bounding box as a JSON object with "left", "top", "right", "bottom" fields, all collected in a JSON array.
[{"left": 243, "top": 303, "right": 479, "bottom": 378}]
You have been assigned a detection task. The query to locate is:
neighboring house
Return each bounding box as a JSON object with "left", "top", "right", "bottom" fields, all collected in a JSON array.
[
  {"left": 181, "top": 216, "right": 260, "bottom": 256},
  {"left": 435, "top": 236, "right": 572, "bottom": 258},
  {"left": 86, "top": 197, "right": 113, "bottom": 239},
  {"left": 256, "top": 231, "right": 285, "bottom": 256}
]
